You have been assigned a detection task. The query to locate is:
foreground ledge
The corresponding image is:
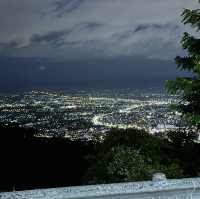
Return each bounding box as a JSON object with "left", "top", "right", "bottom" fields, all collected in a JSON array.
[{"left": 1, "top": 175, "right": 200, "bottom": 199}]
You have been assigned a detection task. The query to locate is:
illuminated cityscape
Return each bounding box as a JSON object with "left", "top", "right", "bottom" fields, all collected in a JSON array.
[{"left": 0, "top": 89, "right": 181, "bottom": 140}]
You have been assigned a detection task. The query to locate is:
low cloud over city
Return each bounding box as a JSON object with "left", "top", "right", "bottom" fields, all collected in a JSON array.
[{"left": 0, "top": 0, "right": 198, "bottom": 60}]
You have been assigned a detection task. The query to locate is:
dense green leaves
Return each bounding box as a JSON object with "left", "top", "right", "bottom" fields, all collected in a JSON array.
[
  {"left": 166, "top": 3, "right": 200, "bottom": 130},
  {"left": 83, "top": 129, "right": 184, "bottom": 184},
  {"left": 182, "top": 33, "right": 200, "bottom": 56},
  {"left": 175, "top": 56, "right": 196, "bottom": 71},
  {"left": 182, "top": 9, "right": 200, "bottom": 30}
]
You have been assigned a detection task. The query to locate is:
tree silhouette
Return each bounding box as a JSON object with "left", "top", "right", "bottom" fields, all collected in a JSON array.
[{"left": 166, "top": 3, "right": 200, "bottom": 132}]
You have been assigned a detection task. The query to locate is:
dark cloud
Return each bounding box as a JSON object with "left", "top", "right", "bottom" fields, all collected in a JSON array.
[
  {"left": 31, "top": 30, "right": 72, "bottom": 47},
  {"left": 29, "top": 24, "right": 102, "bottom": 48},
  {"left": 135, "top": 24, "right": 178, "bottom": 33},
  {"left": 0, "top": 41, "right": 19, "bottom": 49},
  {"left": 52, "top": 0, "right": 85, "bottom": 17},
  {"left": 64, "top": 39, "right": 98, "bottom": 46},
  {"left": 83, "top": 22, "right": 103, "bottom": 31},
  {"left": 0, "top": 41, "right": 20, "bottom": 56},
  {"left": 117, "top": 24, "right": 179, "bottom": 41}
]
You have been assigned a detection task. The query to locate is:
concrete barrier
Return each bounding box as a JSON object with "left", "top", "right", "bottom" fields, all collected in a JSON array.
[{"left": 1, "top": 174, "right": 200, "bottom": 199}]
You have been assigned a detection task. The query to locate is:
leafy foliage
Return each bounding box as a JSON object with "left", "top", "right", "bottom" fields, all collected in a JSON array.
[
  {"left": 83, "top": 129, "right": 184, "bottom": 184},
  {"left": 166, "top": 4, "right": 200, "bottom": 130}
]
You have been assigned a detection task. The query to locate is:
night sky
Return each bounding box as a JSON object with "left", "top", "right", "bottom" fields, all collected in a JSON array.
[{"left": 0, "top": 0, "right": 198, "bottom": 91}]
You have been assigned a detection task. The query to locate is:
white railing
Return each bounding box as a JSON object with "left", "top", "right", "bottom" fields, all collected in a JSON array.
[{"left": 1, "top": 173, "right": 200, "bottom": 199}]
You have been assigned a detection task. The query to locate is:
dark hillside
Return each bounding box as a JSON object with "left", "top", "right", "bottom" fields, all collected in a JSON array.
[{"left": 0, "top": 123, "right": 95, "bottom": 191}]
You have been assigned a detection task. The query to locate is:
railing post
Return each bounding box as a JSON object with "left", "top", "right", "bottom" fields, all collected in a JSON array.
[{"left": 152, "top": 172, "right": 167, "bottom": 182}]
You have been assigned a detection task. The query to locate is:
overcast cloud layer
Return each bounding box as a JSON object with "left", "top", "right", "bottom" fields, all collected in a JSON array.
[{"left": 0, "top": 0, "right": 199, "bottom": 60}]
